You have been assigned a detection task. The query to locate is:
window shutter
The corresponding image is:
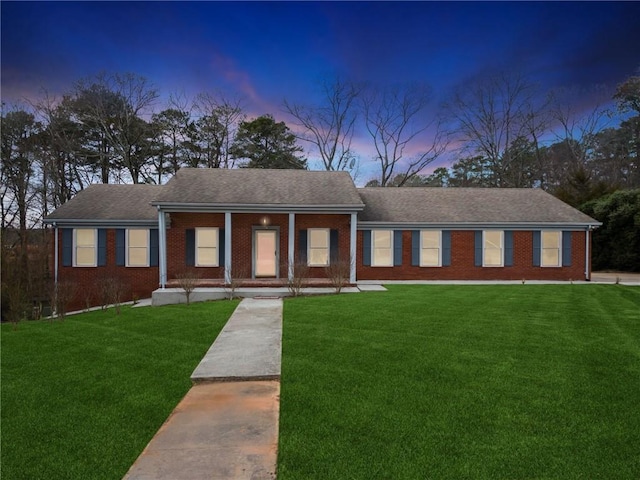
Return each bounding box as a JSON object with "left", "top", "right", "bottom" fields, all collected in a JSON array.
[
  {"left": 532, "top": 231, "right": 541, "bottom": 267},
  {"left": 62, "top": 228, "right": 73, "bottom": 267},
  {"left": 97, "top": 229, "right": 107, "bottom": 266},
  {"left": 411, "top": 230, "right": 420, "bottom": 266},
  {"left": 218, "top": 228, "right": 225, "bottom": 267},
  {"left": 185, "top": 229, "right": 195, "bottom": 266},
  {"left": 504, "top": 231, "right": 513, "bottom": 267},
  {"left": 330, "top": 229, "right": 339, "bottom": 262},
  {"left": 362, "top": 230, "right": 371, "bottom": 266},
  {"left": 562, "top": 231, "right": 572, "bottom": 266},
  {"left": 298, "top": 229, "right": 307, "bottom": 263},
  {"left": 116, "top": 229, "right": 126, "bottom": 266},
  {"left": 393, "top": 230, "right": 403, "bottom": 266},
  {"left": 474, "top": 231, "right": 483, "bottom": 267},
  {"left": 442, "top": 230, "right": 451, "bottom": 267},
  {"left": 149, "top": 229, "right": 159, "bottom": 267}
]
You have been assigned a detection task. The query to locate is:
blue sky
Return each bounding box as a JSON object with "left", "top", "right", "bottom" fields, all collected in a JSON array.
[{"left": 2, "top": 1, "right": 639, "bottom": 178}]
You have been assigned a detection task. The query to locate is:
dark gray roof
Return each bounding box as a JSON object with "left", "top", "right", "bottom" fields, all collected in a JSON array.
[
  {"left": 152, "top": 168, "right": 364, "bottom": 208},
  {"left": 44, "top": 184, "right": 160, "bottom": 223},
  {"left": 357, "top": 187, "right": 600, "bottom": 226}
]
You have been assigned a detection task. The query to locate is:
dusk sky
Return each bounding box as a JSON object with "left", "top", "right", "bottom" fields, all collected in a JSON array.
[{"left": 2, "top": 1, "right": 640, "bottom": 178}]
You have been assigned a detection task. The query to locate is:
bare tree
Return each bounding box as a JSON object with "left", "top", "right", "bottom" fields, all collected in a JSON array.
[
  {"left": 284, "top": 76, "right": 360, "bottom": 173},
  {"left": 175, "top": 269, "right": 201, "bottom": 305},
  {"left": 362, "top": 83, "right": 448, "bottom": 186},
  {"left": 324, "top": 255, "right": 352, "bottom": 294},
  {"left": 190, "top": 92, "right": 244, "bottom": 168},
  {"left": 450, "top": 73, "right": 549, "bottom": 187},
  {"left": 71, "top": 72, "right": 159, "bottom": 183}
]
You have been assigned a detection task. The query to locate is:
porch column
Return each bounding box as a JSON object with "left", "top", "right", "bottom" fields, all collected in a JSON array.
[
  {"left": 288, "top": 213, "right": 295, "bottom": 281},
  {"left": 158, "top": 209, "right": 167, "bottom": 289},
  {"left": 54, "top": 224, "right": 59, "bottom": 285},
  {"left": 350, "top": 212, "right": 357, "bottom": 283},
  {"left": 225, "top": 212, "right": 232, "bottom": 284}
]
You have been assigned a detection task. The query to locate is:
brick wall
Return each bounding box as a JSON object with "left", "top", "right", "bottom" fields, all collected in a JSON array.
[
  {"left": 356, "top": 229, "right": 590, "bottom": 281},
  {"left": 55, "top": 228, "right": 159, "bottom": 311}
]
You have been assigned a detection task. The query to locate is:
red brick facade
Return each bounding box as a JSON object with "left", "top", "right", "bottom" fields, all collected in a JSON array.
[
  {"left": 356, "top": 229, "right": 590, "bottom": 281},
  {"left": 55, "top": 228, "right": 159, "bottom": 311},
  {"left": 53, "top": 218, "right": 593, "bottom": 311}
]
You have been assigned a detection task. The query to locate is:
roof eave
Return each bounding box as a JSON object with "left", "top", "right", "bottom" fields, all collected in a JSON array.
[
  {"left": 43, "top": 218, "right": 158, "bottom": 227},
  {"left": 356, "top": 221, "right": 603, "bottom": 230},
  {"left": 151, "top": 202, "right": 365, "bottom": 213}
]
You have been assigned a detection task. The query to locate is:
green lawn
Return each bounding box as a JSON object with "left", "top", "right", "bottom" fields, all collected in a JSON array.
[
  {"left": 1, "top": 301, "right": 239, "bottom": 480},
  {"left": 279, "top": 285, "right": 640, "bottom": 479}
]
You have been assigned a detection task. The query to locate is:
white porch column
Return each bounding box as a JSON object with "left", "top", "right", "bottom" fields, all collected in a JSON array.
[
  {"left": 585, "top": 227, "right": 590, "bottom": 281},
  {"left": 158, "top": 209, "right": 167, "bottom": 289},
  {"left": 225, "top": 212, "right": 232, "bottom": 284},
  {"left": 54, "top": 224, "right": 59, "bottom": 285},
  {"left": 288, "top": 212, "right": 295, "bottom": 281},
  {"left": 350, "top": 212, "right": 357, "bottom": 283}
]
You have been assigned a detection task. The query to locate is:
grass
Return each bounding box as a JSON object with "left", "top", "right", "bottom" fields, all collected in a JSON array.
[
  {"left": 1, "top": 300, "right": 239, "bottom": 480},
  {"left": 278, "top": 285, "right": 640, "bottom": 479}
]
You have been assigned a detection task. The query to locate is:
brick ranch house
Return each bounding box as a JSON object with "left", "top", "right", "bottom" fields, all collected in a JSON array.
[{"left": 44, "top": 168, "right": 601, "bottom": 308}]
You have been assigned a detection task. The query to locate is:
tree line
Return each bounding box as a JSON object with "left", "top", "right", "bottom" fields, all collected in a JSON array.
[{"left": 1, "top": 71, "right": 639, "bottom": 321}]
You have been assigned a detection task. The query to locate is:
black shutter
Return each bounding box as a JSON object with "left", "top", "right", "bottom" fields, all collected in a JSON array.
[
  {"left": 562, "top": 231, "right": 572, "bottom": 266},
  {"left": 362, "top": 230, "right": 371, "bottom": 266},
  {"left": 442, "top": 231, "right": 451, "bottom": 267},
  {"left": 411, "top": 230, "right": 420, "bottom": 266},
  {"left": 218, "top": 228, "right": 225, "bottom": 266},
  {"left": 474, "top": 231, "right": 483, "bottom": 267},
  {"left": 185, "top": 229, "right": 195, "bottom": 266},
  {"left": 97, "top": 229, "right": 107, "bottom": 266},
  {"left": 298, "top": 229, "right": 307, "bottom": 263},
  {"left": 393, "top": 230, "right": 403, "bottom": 266},
  {"left": 115, "top": 229, "right": 126, "bottom": 266},
  {"left": 532, "top": 231, "right": 541, "bottom": 267},
  {"left": 62, "top": 228, "right": 73, "bottom": 266},
  {"left": 504, "top": 231, "right": 513, "bottom": 267},
  {"left": 330, "top": 229, "right": 339, "bottom": 262},
  {"left": 149, "top": 229, "right": 159, "bottom": 267}
]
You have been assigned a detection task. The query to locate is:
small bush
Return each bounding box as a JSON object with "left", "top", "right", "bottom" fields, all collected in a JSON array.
[
  {"left": 325, "top": 255, "right": 352, "bottom": 294},
  {"left": 175, "top": 269, "right": 201, "bottom": 305},
  {"left": 286, "top": 260, "right": 309, "bottom": 297}
]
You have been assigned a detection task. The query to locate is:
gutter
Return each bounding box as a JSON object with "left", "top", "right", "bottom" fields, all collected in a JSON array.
[{"left": 150, "top": 202, "right": 365, "bottom": 214}]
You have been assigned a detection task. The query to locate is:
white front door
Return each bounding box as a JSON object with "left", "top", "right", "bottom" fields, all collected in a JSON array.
[{"left": 255, "top": 230, "right": 278, "bottom": 277}]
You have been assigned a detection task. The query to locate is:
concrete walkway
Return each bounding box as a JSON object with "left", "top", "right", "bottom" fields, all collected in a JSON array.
[{"left": 123, "top": 298, "right": 282, "bottom": 480}]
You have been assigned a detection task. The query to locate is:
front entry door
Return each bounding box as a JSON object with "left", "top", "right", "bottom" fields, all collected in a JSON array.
[{"left": 255, "top": 230, "right": 278, "bottom": 277}]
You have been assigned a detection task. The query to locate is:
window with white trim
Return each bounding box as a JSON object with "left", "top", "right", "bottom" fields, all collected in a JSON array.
[
  {"left": 74, "top": 228, "right": 97, "bottom": 267},
  {"left": 421, "top": 230, "right": 441, "bottom": 267},
  {"left": 483, "top": 230, "right": 503, "bottom": 267},
  {"left": 372, "top": 230, "right": 393, "bottom": 267},
  {"left": 541, "top": 231, "right": 561, "bottom": 267},
  {"left": 127, "top": 229, "right": 149, "bottom": 267},
  {"left": 308, "top": 228, "right": 329, "bottom": 266},
  {"left": 196, "top": 228, "right": 218, "bottom": 267}
]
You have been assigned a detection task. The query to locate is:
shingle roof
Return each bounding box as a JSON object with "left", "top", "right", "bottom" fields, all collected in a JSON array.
[
  {"left": 357, "top": 187, "right": 599, "bottom": 225},
  {"left": 152, "top": 168, "right": 364, "bottom": 208},
  {"left": 44, "top": 184, "right": 160, "bottom": 222}
]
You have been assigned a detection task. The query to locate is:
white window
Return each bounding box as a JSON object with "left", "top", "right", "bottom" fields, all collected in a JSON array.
[
  {"left": 372, "top": 230, "right": 393, "bottom": 267},
  {"left": 308, "top": 229, "right": 329, "bottom": 266},
  {"left": 196, "top": 228, "right": 218, "bottom": 267},
  {"left": 74, "top": 228, "right": 96, "bottom": 267},
  {"left": 127, "top": 229, "right": 149, "bottom": 267},
  {"left": 421, "top": 230, "right": 441, "bottom": 267},
  {"left": 541, "top": 231, "right": 561, "bottom": 267},
  {"left": 483, "top": 230, "right": 503, "bottom": 267}
]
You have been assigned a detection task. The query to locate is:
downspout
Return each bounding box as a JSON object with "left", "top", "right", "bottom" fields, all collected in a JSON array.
[
  {"left": 350, "top": 213, "right": 357, "bottom": 283},
  {"left": 157, "top": 207, "right": 166, "bottom": 289},
  {"left": 54, "top": 223, "right": 59, "bottom": 286},
  {"left": 584, "top": 226, "right": 591, "bottom": 281}
]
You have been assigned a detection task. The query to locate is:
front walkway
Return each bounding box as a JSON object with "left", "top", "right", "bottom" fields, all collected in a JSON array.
[{"left": 123, "top": 298, "right": 283, "bottom": 480}]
